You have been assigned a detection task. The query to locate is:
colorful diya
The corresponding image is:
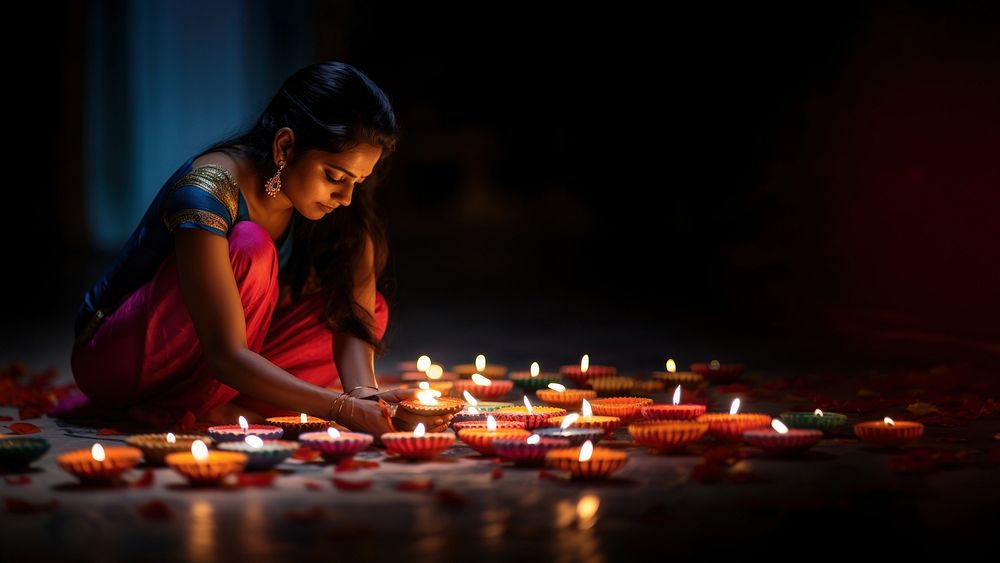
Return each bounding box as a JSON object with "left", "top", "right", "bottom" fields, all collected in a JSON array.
[
  {"left": 780, "top": 409, "right": 848, "bottom": 435},
  {"left": 452, "top": 419, "right": 527, "bottom": 431},
  {"left": 651, "top": 358, "right": 706, "bottom": 389},
  {"left": 398, "top": 393, "right": 466, "bottom": 417},
  {"left": 208, "top": 416, "right": 284, "bottom": 442},
  {"left": 697, "top": 399, "right": 771, "bottom": 442},
  {"left": 493, "top": 398, "right": 567, "bottom": 430},
  {"left": 533, "top": 427, "right": 604, "bottom": 446},
  {"left": 545, "top": 440, "right": 628, "bottom": 479},
  {"left": 57, "top": 443, "right": 142, "bottom": 484},
  {"left": 691, "top": 360, "right": 745, "bottom": 384},
  {"left": 451, "top": 391, "right": 514, "bottom": 424},
  {"left": 0, "top": 435, "right": 50, "bottom": 470},
  {"left": 629, "top": 421, "right": 709, "bottom": 453},
  {"left": 382, "top": 423, "right": 456, "bottom": 459},
  {"left": 587, "top": 376, "right": 637, "bottom": 397},
  {"left": 126, "top": 433, "right": 214, "bottom": 467},
  {"left": 457, "top": 416, "right": 531, "bottom": 456},
  {"left": 560, "top": 354, "right": 616, "bottom": 386},
  {"left": 535, "top": 385, "right": 597, "bottom": 410},
  {"left": 743, "top": 420, "right": 823, "bottom": 454},
  {"left": 547, "top": 399, "right": 621, "bottom": 436},
  {"left": 217, "top": 436, "right": 298, "bottom": 470},
  {"left": 265, "top": 414, "right": 333, "bottom": 439},
  {"left": 454, "top": 354, "right": 507, "bottom": 379},
  {"left": 509, "top": 362, "right": 562, "bottom": 391},
  {"left": 854, "top": 417, "right": 924, "bottom": 447},
  {"left": 629, "top": 379, "right": 666, "bottom": 396},
  {"left": 493, "top": 434, "right": 571, "bottom": 466},
  {"left": 640, "top": 385, "right": 707, "bottom": 421},
  {"left": 299, "top": 428, "right": 374, "bottom": 462},
  {"left": 590, "top": 397, "right": 654, "bottom": 423},
  {"left": 166, "top": 439, "right": 247, "bottom": 485},
  {"left": 452, "top": 374, "right": 513, "bottom": 401}
]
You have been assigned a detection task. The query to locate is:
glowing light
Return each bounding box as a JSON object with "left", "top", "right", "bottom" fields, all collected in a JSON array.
[
  {"left": 416, "top": 355, "right": 432, "bottom": 372},
  {"left": 560, "top": 413, "right": 580, "bottom": 429},
  {"left": 238, "top": 416, "right": 249, "bottom": 433},
  {"left": 771, "top": 420, "right": 789, "bottom": 434},
  {"left": 815, "top": 409, "right": 824, "bottom": 416},
  {"left": 166, "top": 432, "right": 176, "bottom": 444},
  {"left": 419, "top": 381, "right": 430, "bottom": 390},
  {"left": 530, "top": 362, "right": 540, "bottom": 377},
  {"left": 730, "top": 398, "right": 741, "bottom": 415},
  {"left": 578, "top": 440, "right": 593, "bottom": 462},
  {"left": 548, "top": 383, "right": 566, "bottom": 392},
  {"left": 487, "top": 415, "right": 497, "bottom": 432},
  {"left": 426, "top": 365, "right": 444, "bottom": 379},
  {"left": 576, "top": 495, "right": 600, "bottom": 528},
  {"left": 581, "top": 354, "right": 590, "bottom": 373},
  {"left": 413, "top": 423, "right": 426, "bottom": 437},
  {"left": 417, "top": 390, "right": 439, "bottom": 405},
  {"left": 300, "top": 413, "right": 308, "bottom": 424},
  {"left": 191, "top": 440, "right": 209, "bottom": 462},
  {"left": 582, "top": 399, "right": 593, "bottom": 417},
  {"left": 463, "top": 391, "right": 478, "bottom": 406},
  {"left": 327, "top": 427, "right": 341, "bottom": 439},
  {"left": 666, "top": 358, "right": 676, "bottom": 373},
  {"left": 471, "top": 373, "right": 491, "bottom": 386},
  {"left": 884, "top": 417, "right": 895, "bottom": 426},
  {"left": 91, "top": 443, "right": 106, "bottom": 462},
  {"left": 523, "top": 396, "right": 534, "bottom": 414},
  {"left": 245, "top": 435, "right": 264, "bottom": 448},
  {"left": 673, "top": 385, "right": 682, "bottom": 405},
  {"left": 476, "top": 355, "right": 487, "bottom": 372},
  {"left": 527, "top": 434, "right": 541, "bottom": 445}
]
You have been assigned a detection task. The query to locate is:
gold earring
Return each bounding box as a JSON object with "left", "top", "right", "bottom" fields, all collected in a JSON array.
[{"left": 265, "top": 159, "right": 285, "bottom": 198}]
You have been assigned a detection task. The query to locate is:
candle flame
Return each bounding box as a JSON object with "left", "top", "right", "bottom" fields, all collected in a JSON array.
[
  {"left": 666, "top": 358, "right": 676, "bottom": 373},
  {"left": 673, "top": 385, "right": 682, "bottom": 405},
  {"left": 419, "top": 381, "right": 430, "bottom": 390},
  {"left": 476, "top": 354, "right": 487, "bottom": 372},
  {"left": 582, "top": 399, "right": 593, "bottom": 417},
  {"left": 426, "top": 364, "right": 444, "bottom": 380},
  {"left": 91, "top": 443, "right": 106, "bottom": 462},
  {"left": 328, "top": 427, "right": 341, "bottom": 439},
  {"left": 468, "top": 407, "right": 480, "bottom": 415},
  {"left": 560, "top": 413, "right": 580, "bottom": 429},
  {"left": 417, "top": 390, "right": 440, "bottom": 405},
  {"left": 771, "top": 420, "right": 789, "bottom": 434},
  {"left": 413, "top": 423, "right": 426, "bottom": 437},
  {"left": 884, "top": 417, "right": 895, "bottom": 426},
  {"left": 191, "top": 439, "right": 209, "bottom": 461},
  {"left": 463, "top": 391, "right": 478, "bottom": 406},
  {"left": 527, "top": 434, "right": 541, "bottom": 445},
  {"left": 730, "top": 398, "right": 741, "bottom": 415},
  {"left": 523, "top": 396, "right": 534, "bottom": 414},
  {"left": 548, "top": 383, "right": 566, "bottom": 392},
  {"left": 238, "top": 415, "right": 249, "bottom": 432},
  {"left": 815, "top": 409, "right": 824, "bottom": 416},
  {"left": 416, "top": 355, "right": 432, "bottom": 372},
  {"left": 300, "top": 413, "right": 308, "bottom": 424},
  {"left": 581, "top": 354, "right": 590, "bottom": 373},
  {"left": 487, "top": 415, "right": 497, "bottom": 431},
  {"left": 166, "top": 432, "right": 176, "bottom": 444},
  {"left": 578, "top": 440, "right": 594, "bottom": 462},
  {"left": 245, "top": 435, "right": 264, "bottom": 448},
  {"left": 531, "top": 362, "right": 540, "bottom": 377},
  {"left": 471, "top": 373, "right": 491, "bottom": 386}
]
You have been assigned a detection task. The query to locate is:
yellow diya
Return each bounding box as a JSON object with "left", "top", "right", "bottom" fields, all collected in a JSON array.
[
  {"left": 547, "top": 399, "right": 621, "bottom": 436},
  {"left": 587, "top": 376, "right": 637, "bottom": 396},
  {"left": 545, "top": 440, "right": 627, "bottom": 479},
  {"left": 398, "top": 393, "right": 466, "bottom": 417},
  {"left": 535, "top": 385, "right": 597, "bottom": 410}
]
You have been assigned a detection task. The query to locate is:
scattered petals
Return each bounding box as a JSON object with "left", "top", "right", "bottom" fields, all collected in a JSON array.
[
  {"left": 130, "top": 469, "right": 155, "bottom": 488},
  {"left": 292, "top": 447, "right": 321, "bottom": 462},
  {"left": 3, "top": 497, "right": 60, "bottom": 514},
  {"left": 490, "top": 467, "right": 503, "bottom": 480},
  {"left": 396, "top": 478, "right": 434, "bottom": 491},
  {"left": 238, "top": 472, "right": 277, "bottom": 487},
  {"left": 6, "top": 423, "right": 40, "bottom": 435},
  {"left": 97, "top": 427, "right": 124, "bottom": 436},
  {"left": 3, "top": 475, "right": 31, "bottom": 486},
  {"left": 334, "top": 458, "right": 379, "bottom": 473},
  {"left": 332, "top": 478, "right": 373, "bottom": 491},
  {"left": 137, "top": 500, "right": 172, "bottom": 520}
]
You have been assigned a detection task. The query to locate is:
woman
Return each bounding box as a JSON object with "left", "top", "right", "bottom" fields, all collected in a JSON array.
[{"left": 71, "top": 61, "right": 447, "bottom": 436}]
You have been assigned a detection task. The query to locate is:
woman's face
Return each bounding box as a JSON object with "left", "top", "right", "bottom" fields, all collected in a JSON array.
[{"left": 282, "top": 142, "right": 382, "bottom": 220}]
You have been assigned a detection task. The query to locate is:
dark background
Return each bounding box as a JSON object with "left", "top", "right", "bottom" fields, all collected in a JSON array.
[{"left": 5, "top": 1, "right": 999, "bottom": 372}]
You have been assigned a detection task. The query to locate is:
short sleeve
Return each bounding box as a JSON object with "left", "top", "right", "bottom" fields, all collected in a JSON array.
[{"left": 162, "top": 164, "right": 240, "bottom": 237}]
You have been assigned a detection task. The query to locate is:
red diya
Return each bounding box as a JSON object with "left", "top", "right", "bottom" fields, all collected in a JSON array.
[
  {"left": 545, "top": 440, "right": 628, "bottom": 479},
  {"left": 560, "top": 355, "right": 616, "bottom": 386},
  {"left": 698, "top": 403, "right": 771, "bottom": 442},
  {"left": 452, "top": 374, "right": 513, "bottom": 401},
  {"left": 452, "top": 419, "right": 527, "bottom": 431},
  {"left": 535, "top": 386, "right": 597, "bottom": 410},
  {"left": 57, "top": 443, "right": 142, "bottom": 484},
  {"left": 208, "top": 416, "right": 284, "bottom": 442},
  {"left": 691, "top": 360, "right": 745, "bottom": 384},
  {"left": 651, "top": 358, "right": 706, "bottom": 390},
  {"left": 457, "top": 418, "right": 531, "bottom": 456},
  {"left": 166, "top": 439, "right": 247, "bottom": 485},
  {"left": 299, "top": 428, "right": 374, "bottom": 462},
  {"left": 493, "top": 435, "right": 571, "bottom": 466},
  {"left": 266, "top": 414, "right": 332, "bottom": 439},
  {"left": 587, "top": 376, "right": 637, "bottom": 397},
  {"left": 640, "top": 385, "right": 707, "bottom": 421},
  {"left": 743, "top": 419, "right": 822, "bottom": 454},
  {"left": 590, "top": 397, "right": 654, "bottom": 423},
  {"left": 629, "top": 421, "right": 709, "bottom": 453},
  {"left": 853, "top": 417, "right": 924, "bottom": 447},
  {"left": 494, "top": 399, "right": 567, "bottom": 430},
  {"left": 381, "top": 423, "right": 455, "bottom": 459}
]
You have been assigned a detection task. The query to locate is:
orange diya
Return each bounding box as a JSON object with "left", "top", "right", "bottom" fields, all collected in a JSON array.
[
  {"left": 547, "top": 399, "right": 621, "bottom": 436},
  {"left": 166, "top": 439, "right": 247, "bottom": 485},
  {"left": 57, "top": 443, "right": 142, "bottom": 484},
  {"left": 545, "top": 440, "right": 628, "bottom": 479},
  {"left": 560, "top": 354, "right": 616, "bottom": 386},
  {"left": 535, "top": 384, "right": 597, "bottom": 410},
  {"left": 381, "top": 423, "right": 455, "bottom": 459},
  {"left": 494, "top": 397, "right": 567, "bottom": 429},
  {"left": 641, "top": 385, "right": 707, "bottom": 421},
  {"left": 452, "top": 373, "right": 513, "bottom": 401},
  {"left": 399, "top": 390, "right": 466, "bottom": 417},
  {"left": 266, "top": 413, "right": 333, "bottom": 439},
  {"left": 590, "top": 397, "right": 653, "bottom": 423},
  {"left": 629, "top": 420, "right": 709, "bottom": 453},
  {"left": 697, "top": 398, "right": 771, "bottom": 442},
  {"left": 587, "top": 376, "right": 637, "bottom": 397},
  {"left": 457, "top": 415, "right": 531, "bottom": 456},
  {"left": 854, "top": 417, "right": 924, "bottom": 447}
]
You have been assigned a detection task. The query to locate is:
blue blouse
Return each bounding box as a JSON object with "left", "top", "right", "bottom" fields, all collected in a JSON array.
[{"left": 74, "top": 156, "right": 295, "bottom": 339}]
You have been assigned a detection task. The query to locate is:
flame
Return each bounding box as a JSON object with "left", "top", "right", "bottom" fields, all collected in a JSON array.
[
  {"left": 523, "top": 396, "right": 534, "bottom": 414},
  {"left": 666, "top": 358, "right": 676, "bottom": 373},
  {"left": 581, "top": 354, "right": 590, "bottom": 373},
  {"left": 548, "top": 383, "right": 566, "bottom": 392},
  {"left": 166, "top": 432, "right": 176, "bottom": 444},
  {"left": 245, "top": 435, "right": 264, "bottom": 448},
  {"left": 884, "top": 417, "right": 895, "bottom": 426},
  {"left": 426, "top": 364, "right": 444, "bottom": 380},
  {"left": 487, "top": 415, "right": 497, "bottom": 431},
  {"left": 530, "top": 362, "right": 540, "bottom": 377},
  {"left": 582, "top": 399, "right": 593, "bottom": 417},
  {"left": 416, "top": 390, "right": 440, "bottom": 405},
  {"left": 576, "top": 495, "right": 600, "bottom": 527},
  {"left": 560, "top": 413, "right": 580, "bottom": 429},
  {"left": 673, "top": 385, "right": 682, "bottom": 405},
  {"left": 238, "top": 415, "right": 249, "bottom": 432},
  {"left": 419, "top": 381, "right": 430, "bottom": 390},
  {"left": 416, "top": 355, "right": 432, "bottom": 372},
  {"left": 578, "top": 440, "right": 594, "bottom": 462},
  {"left": 413, "top": 423, "right": 426, "bottom": 437},
  {"left": 468, "top": 407, "right": 480, "bottom": 415},
  {"left": 771, "top": 420, "right": 789, "bottom": 434},
  {"left": 815, "top": 409, "right": 824, "bottom": 416},
  {"left": 709, "top": 360, "right": 721, "bottom": 370},
  {"left": 476, "top": 354, "right": 487, "bottom": 372},
  {"left": 91, "top": 443, "right": 106, "bottom": 462},
  {"left": 471, "top": 373, "right": 491, "bottom": 386},
  {"left": 527, "top": 434, "right": 541, "bottom": 445},
  {"left": 327, "top": 427, "right": 341, "bottom": 439},
  {"left": 463, "top": 391, "right": 478, "bottom": 406},
  {"left": 730, "top": 398, "right": 741, "bottom": 415},
  {"left": 191, "top": 439, "right": 209, "bottom": 461},
  {"left": 300, "top": 413, "right": 308, "bottom": 424}
]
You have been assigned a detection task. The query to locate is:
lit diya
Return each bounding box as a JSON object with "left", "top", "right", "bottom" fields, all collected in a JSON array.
[
  {"left": 265, "top": 413, "right": 331, "bottom": 439},
  {"left": 547, "top": 399, "right": 621, "bottom": 436},
  {"left": 509, "top": 362, "right": 562, "bottom": 391},
  {"left": 590, "top": 397, "right": 653, "bottom": 423},
  {"left": 126, "top": 433, "right": 214, "bottom": 466},
  {"left": 743, "top": 419, "right": 823, "bottom": 454},
  {"left": 493, "top": 397, "right": 567, "bottom": 430},
  {"left": 415, "top": 379, "right": 455, "bottom": 394},
  {"left": 452, "top": 373, "right": 513, "bottom": 401},
  {"left": 691, "top": 360, "right": 745, "bottom": 384},
  {"left": 854, "top": 417, "right": 924, "bottom": 447},
  {"left": 299, "top": 427, "right": 374, "bottom": 462},
  {"left": 697, "top": 398, "right": 771, "bottom": 442},
  {"left": 651, "top": 358, "right": 706, "bottom": 390},
  {"left": 397, "top": 355, "right": 433, "bottom": 373},
  {"left": 166, "top": 439, "right": 247, "bottom": 485},
  {"left": 545, "top": 440, "right": 628, "bottom": 479},
  {"left": 0, "top": 435, "right": 50, "bottom": 470},
  {"left": 536, "top": 384, "right": 597, "bottom": 410},
  {"left": 402, "top": 362, "right": 458, "bottom": 384},
  {"left": 208, "top": 416, "right": 284, "bottom": 442},
  {"left": 587, "top": 376, "right": 637, "bottom": 397},
  {"left": 57, "top": 443, "right": 142, "bottom": 484},
  {"left": 493, "top": 434, "right": 571, "bottom": 466},
  {"left": 780, "top": 409, "right": 848, "bottom": 436},
  {"left": 217, "top": 435, "right": 298, "bottom": 470},
  {"left": 398, "top": 390, "right": 466, "bottom": 417},
  {"left": 454, "top": 354, "right": 507, "bottom": 379},
  {"left": 457, "top": 415, "right": 531, "bottom": 456},
  {"left": 533, "top": 427, "right": 605, "bottom": 446},
  {"left": 381, "top": 423, "right": 456, "bottom": 459},
  {"left": 641, "top": 385, "right": 707, "bottom": 421},
  {"left": 628, "top": 420, "right": 709, "bottom": 453},
  {"left": 560, "top": 354, "right": 616, "bottom": 386},
  {"left": 451, "top": 391, "right": 515, "bottom": 424},
  {"left": 452, "top": 419, "right": 527, "bottom": 431}
]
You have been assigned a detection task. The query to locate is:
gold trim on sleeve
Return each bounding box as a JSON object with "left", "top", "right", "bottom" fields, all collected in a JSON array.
[
  {"left": 166, "top": 209, "right": 230, "bottom": 234},
  {"left": 161, "top": 163, "right": 240, "bottom": 229}
]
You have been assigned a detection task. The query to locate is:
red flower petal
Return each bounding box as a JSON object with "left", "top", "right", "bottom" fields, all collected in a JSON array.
[
  {"left": 97, "top": 428, "right": 124, "bottom": 436},
  {"left": 3, "top": 475, "right": 31, "bottom": 486},
  {"left": 137, "top": 500, "right": 172, "bottom": 520},
  {"left": 332, "top": 478, "right": 373, "bottom": 491},
  {"left": 3, "top": 497, "right": 60, "bottom": 514},
  {"left": 292, "top": 447, "right": 321, "bottom": 462},
  {"left": 396, "top": 478, "right": 434, "bottom": 491},
  {"left": 490, "top": 468, "right": 504, "bottom": 480},
  {"left": 238, "top": 472, "right": 276, "bottom": 488},
  {"left": 130, "top": 469, "right": 155, "bottom": 489},
  {"left": 6, "top": 423, "right": 40, "bottom": 435},
  {"left": 334, "top": 458, "right": 379, "bottom": 472}
]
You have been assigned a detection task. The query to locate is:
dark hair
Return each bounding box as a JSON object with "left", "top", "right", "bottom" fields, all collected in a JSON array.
[{"left": 196, "top": 61, "right": 399, "bottom": 353}]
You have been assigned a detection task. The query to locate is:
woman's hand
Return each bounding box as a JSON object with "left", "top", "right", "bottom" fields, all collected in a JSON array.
[{"left": 341, "top": 391, "right": 453, "bottom": 436}]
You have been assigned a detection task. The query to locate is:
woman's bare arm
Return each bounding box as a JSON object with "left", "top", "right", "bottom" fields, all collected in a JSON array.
[{"left": 333, "top": 235, "right": 380, "bottom": 396}]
